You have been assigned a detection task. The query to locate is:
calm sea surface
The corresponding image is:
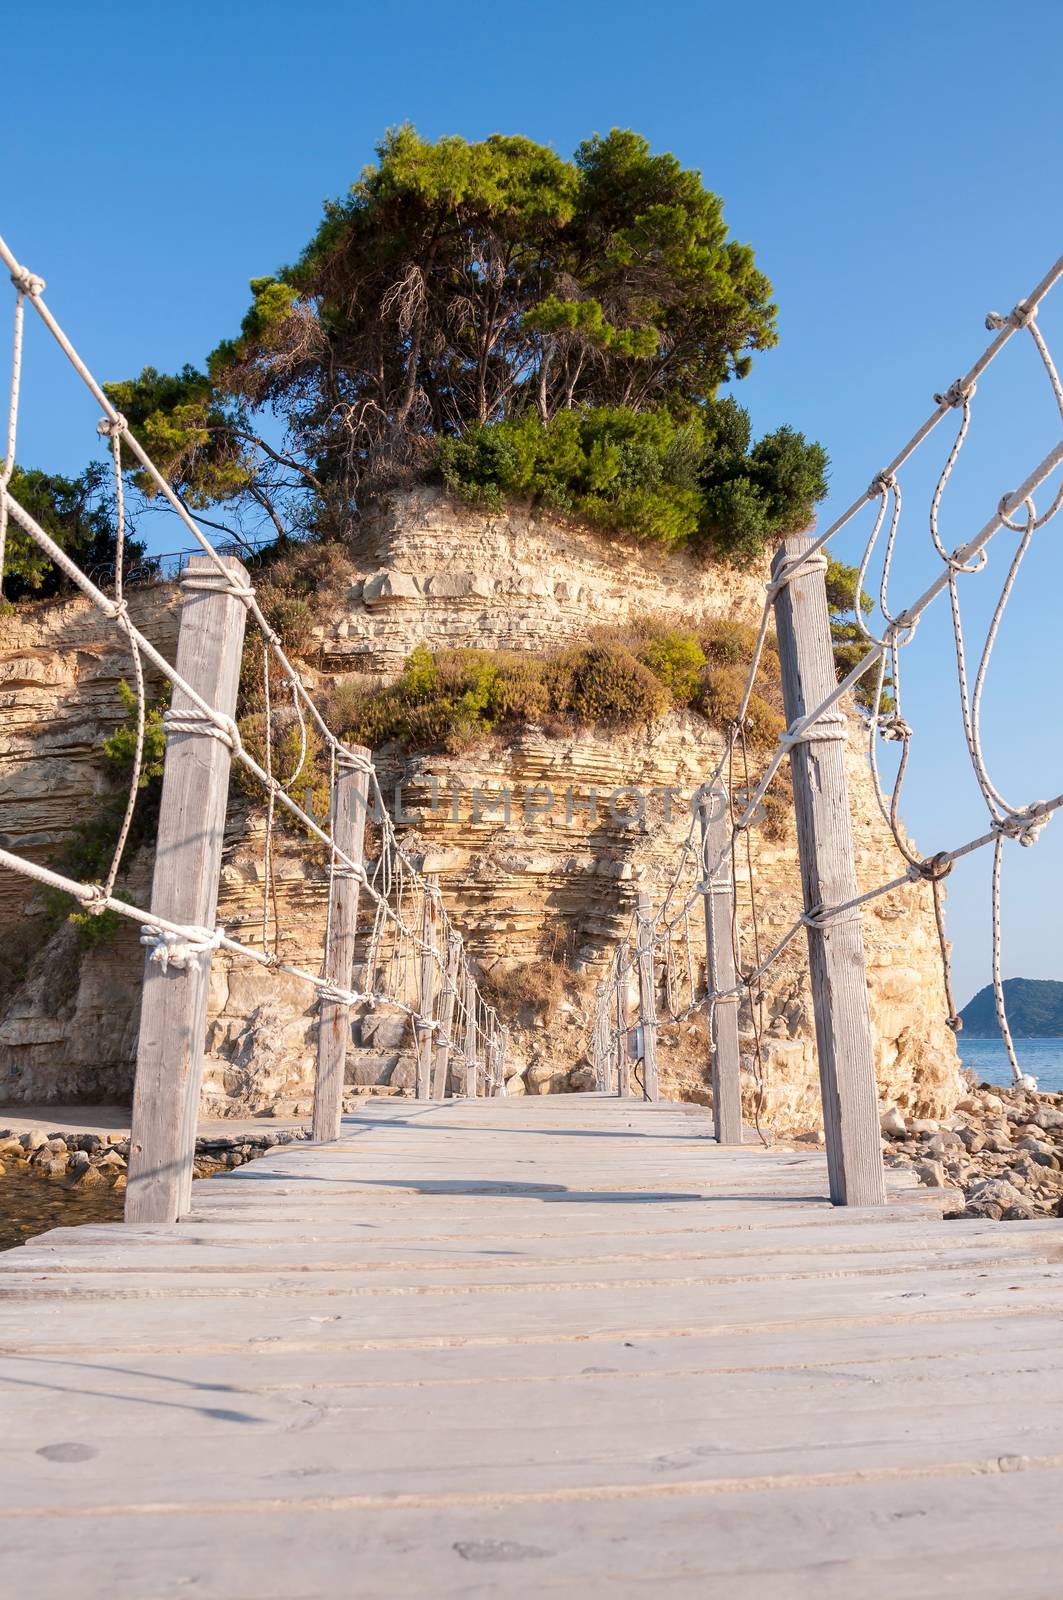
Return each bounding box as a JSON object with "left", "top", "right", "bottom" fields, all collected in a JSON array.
[{"left": 959, "top": 1036, "right": 1063, "bottom": 1093}]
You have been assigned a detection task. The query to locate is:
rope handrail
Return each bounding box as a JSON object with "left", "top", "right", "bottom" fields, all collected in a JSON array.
[
  {"left": 591, "top": 249, "right": 1063, "bottom": 1098},
  {"left": 0, "top": 234, "right": 503, "bottom": 1083}
]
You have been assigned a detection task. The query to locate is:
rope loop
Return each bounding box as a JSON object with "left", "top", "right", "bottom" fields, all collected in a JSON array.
[
  {"left": 867, "top": 469, "right": 897, "bottom": 498},
  {"left": 9, "top": 267, "right": 44, "bottom": 296},
  {"left": 998, "top": 491, "right": 1036, "bottom": 535},
  {"left": 96, "top": 412, "right": 127, "bottom": 440},
  {"left": 907, "top": 851, "right": 954, "bottom": 884}
]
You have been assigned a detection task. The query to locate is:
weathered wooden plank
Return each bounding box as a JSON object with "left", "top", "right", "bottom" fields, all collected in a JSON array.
[
  {"left": 3, "top": 1470, "right": 1062, "bottom": 1600},
  {"left": 3, "top": 1094, "right": 1060, "bottom": 1598}
]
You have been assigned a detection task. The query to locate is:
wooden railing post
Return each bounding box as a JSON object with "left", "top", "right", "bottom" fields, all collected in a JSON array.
[
  {"left": 635, "top": 889, "right": 659, "bottom": 1101},
  {"left": 126, "top": 554, "right": 248, "bottom": 1224},
  {"left": 593, "top": 982, "right": 608, "bottom": 1092},
  {"left": 698, "top": 787, "right": 743, "bottom": 1144},
  {"left": 464, "top": 971, "right": 479, "bottom": 1098},
  {"left": 415, "top": 878, "right": 437, "bottom": 1099},
  {"left": 432, "top": 931, "right": 461, "bottom": 1098},
  {"left": 616, "top": 981, "right": 630, "bottom": 1097},
  {"left": 771, "top": 535, "right": 886, "bottom": 1206},
  {"left": 312, "top": 744, "right": 371, "bottom": 1142}
]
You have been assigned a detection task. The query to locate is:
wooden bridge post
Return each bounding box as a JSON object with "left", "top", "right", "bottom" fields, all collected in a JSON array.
[
  {"left": 698, "top": 788, "right": 743, "bottom": 1144},
  {"left": 771, "top": 535, "right": 886, "bottom": 1206},
  {"left": 414, "top": 879, "right": 438, "bottom": 1099},
  {"left": 635, "top": 889, "right": 659, "bottom": 1101},
  {"left": 432, "top": 931, "right": 461, "bottom": 1098},
  {"left": 126, "top": 554, "right": 248, "bottom": 1224},
  {"left": 464, "top": 971, "right": 479, "bottom": 1097},
  {"left": 616, "top": 980, "right": 630, "bottom": 1097},
  {"left": 593, "top": 982, "right": 608, "bottom": 1091},
  {"left": 312, "top": 745, "right": 371, "bottom": 1142}
]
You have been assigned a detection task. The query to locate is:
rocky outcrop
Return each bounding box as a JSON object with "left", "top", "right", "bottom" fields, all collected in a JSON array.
[{"left": 0, "top": 492, "right": 963, "bottom": 1131}]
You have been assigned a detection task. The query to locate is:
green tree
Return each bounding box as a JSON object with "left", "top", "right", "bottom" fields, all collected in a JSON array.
[
  {"left": 1, "top": 461, "right": 145, "bottom": 602},
  {"left": 104, "top": 125, "right": 826, "bottom": 563},
  {"left": 825, "top": 557, "right": 893, "bottom": 712}
]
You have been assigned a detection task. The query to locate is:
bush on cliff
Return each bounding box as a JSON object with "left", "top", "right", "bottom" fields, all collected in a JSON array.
[{"left": 329, "top": 622, "right": 783, "bottom": 756}]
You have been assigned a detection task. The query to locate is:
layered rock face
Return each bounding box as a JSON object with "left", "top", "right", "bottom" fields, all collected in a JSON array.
[{"left": 0, "top": 491, "right": 962, "bottom": 1130}]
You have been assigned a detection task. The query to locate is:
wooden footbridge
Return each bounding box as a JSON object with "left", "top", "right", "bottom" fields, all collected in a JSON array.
[{"left": 4, "top": 1095, "right": 1063, "bottom": 1597}]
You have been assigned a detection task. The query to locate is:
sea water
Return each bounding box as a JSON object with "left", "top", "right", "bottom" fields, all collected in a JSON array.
[{"left": 959, "top": 1036, "right": 1063, "bottom": 1093}]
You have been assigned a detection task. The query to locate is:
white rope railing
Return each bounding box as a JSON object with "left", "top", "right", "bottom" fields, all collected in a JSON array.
[
  {"left": 0, "top": 232, "right": 503, "bottom": 1088},
  {"left": 592, "top": 249, "right": 1063, "bottom": 1096}
]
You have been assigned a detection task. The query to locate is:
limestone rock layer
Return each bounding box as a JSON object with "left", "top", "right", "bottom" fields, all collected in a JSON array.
[{"left": 0, "top": 491, "right": 961, "bottom": 1131}]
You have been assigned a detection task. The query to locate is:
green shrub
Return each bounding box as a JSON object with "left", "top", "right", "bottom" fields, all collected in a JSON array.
[
  {"left": 545, "top": 643, "right": 668, "bottom": 727},
  {"left": 233, "top": 713, "right": 332, "bottom": 831},
  {"left": 631, "top": 628, "right": 706, "bottom": 705},
  {"left": 693, "top": 666, "right": 783, "bottom": 751},
  {"left": 437, "top": 403, "right": 828, "bottom": 564}
]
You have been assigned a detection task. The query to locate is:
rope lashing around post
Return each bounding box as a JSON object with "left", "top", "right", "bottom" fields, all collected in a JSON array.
[
  {"left": 140, "top": 925, "right": 225, "bottom": 972},
  {"left": 800, "top": 904, "right": 864, "bottom": 934},
  {"left": 776, "top": 709, "right": 849, "bottom": 754},
  {"left": 181, "top": 570, "right": 258, "bottom": 603},
  {"left": 329, "top": 861, "right": 370, "bottom": 892},
  {"left": 763, "top": 545, "right": 829, "bottom": 604},
  {"left": 162, "top": 706, "right": 242, "bottom": 752}
]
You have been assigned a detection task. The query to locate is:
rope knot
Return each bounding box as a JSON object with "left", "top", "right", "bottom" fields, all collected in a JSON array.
[
  {"left": 81, "top": 884, "right": 111, "bottom": 917},
  {"left": 867, "top": 470, "right": 897, "bottom": 498},
  {"left": 986, "top": 302, "right": 1034, "bottom": 332},
  {"left": 140, "top": 924, "right": 223, "bottom": 972},
  {"left": 933, "top": 377, "right": 976, "bottom": 409},
  {"left": 877, "top": 712, "right": 912, "bottom": 742},
  {"left": 10, "top": 267, "right": 44, "bottom": 296},
  {"left": 994, "top": 802, "right": 1050, "bottom": 848},
  {"left": 96, "top": 413, "right": 127, "bottom": 440}
]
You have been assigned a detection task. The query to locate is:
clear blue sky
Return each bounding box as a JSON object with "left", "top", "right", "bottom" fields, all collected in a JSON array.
[{"left": 4, "top": 0, "right": 1062, "bottom": 1010}]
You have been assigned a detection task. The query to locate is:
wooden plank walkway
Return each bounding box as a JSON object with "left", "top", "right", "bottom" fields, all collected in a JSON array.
[{"left": 3, "top": 1095, "right": 1063, "bottom": 1597}]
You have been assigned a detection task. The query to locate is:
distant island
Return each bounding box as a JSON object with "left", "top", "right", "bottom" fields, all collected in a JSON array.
[{"left": 960, "top": 977, "right": 1063, "bottom": 1037}]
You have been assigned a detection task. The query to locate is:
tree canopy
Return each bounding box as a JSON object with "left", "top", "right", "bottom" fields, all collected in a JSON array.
[
  {"left": 0, "top": 462, "right": 145, "bottom": 602},
  {"left": 99, "top": 126, "right": 828, "bottom": 564}
]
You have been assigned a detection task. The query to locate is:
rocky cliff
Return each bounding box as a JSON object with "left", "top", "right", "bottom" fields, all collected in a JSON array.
[{"left": 0, "top": 490, "right": 962, "bottom": 1131}]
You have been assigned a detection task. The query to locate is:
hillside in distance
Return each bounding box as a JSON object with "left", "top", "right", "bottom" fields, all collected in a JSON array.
[{"left": 960, "top": 977, "right": 1063, "bottom": 1037}]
